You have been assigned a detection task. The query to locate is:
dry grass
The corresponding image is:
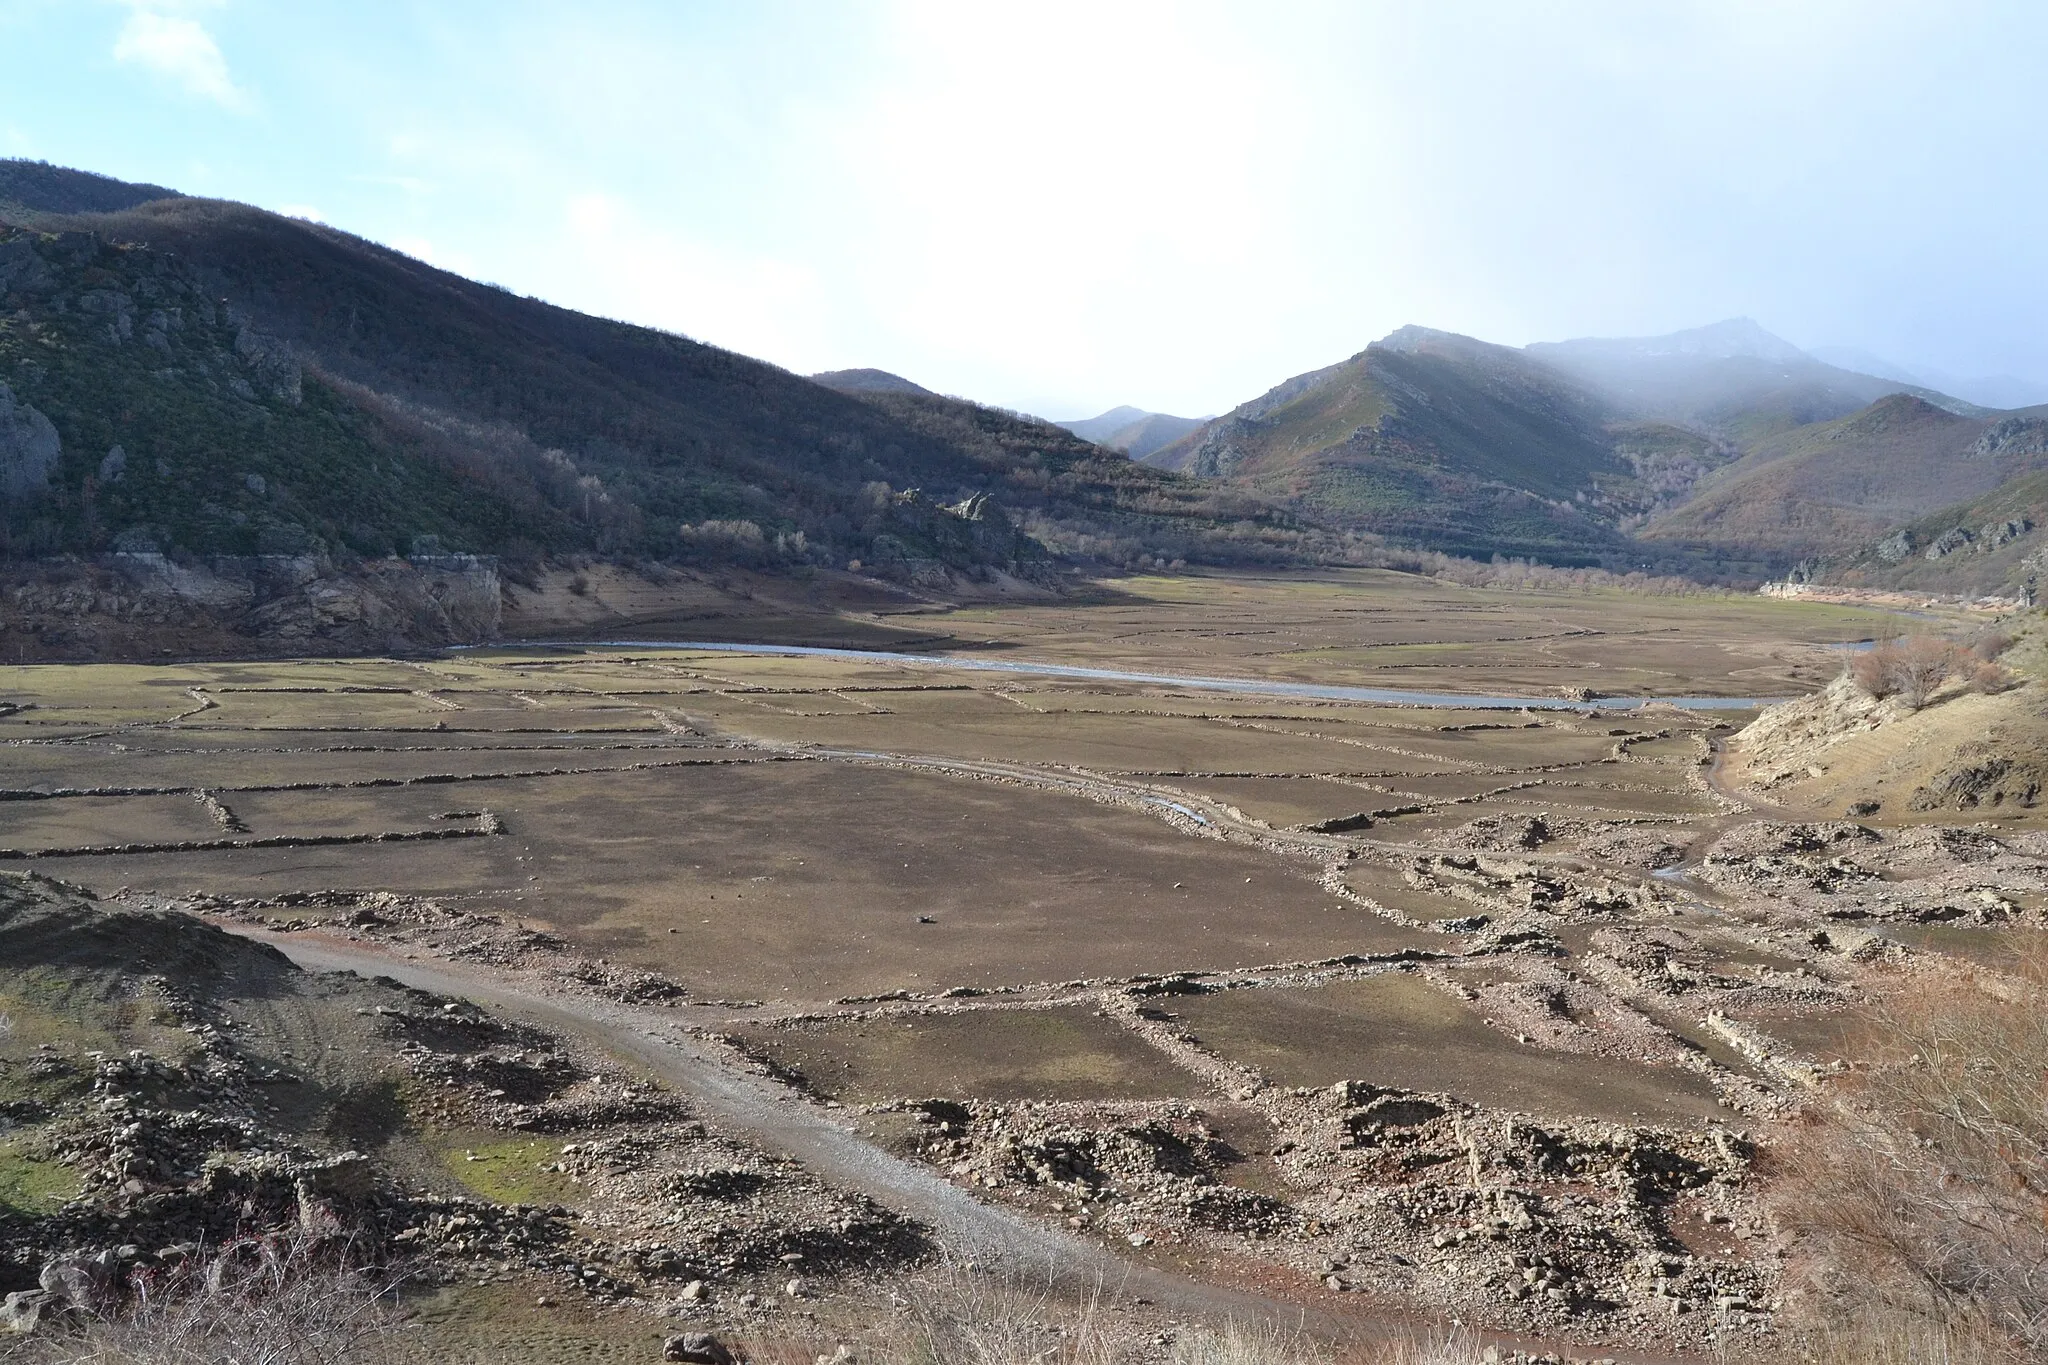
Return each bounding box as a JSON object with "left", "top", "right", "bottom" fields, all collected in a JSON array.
[
  {"left": 1775, "top": 1316, "right": 2003, "bottom": 1365},
  {"left": 1769, "top": 934, "right": 2048, "bottom": 1361},
  {"left": 734, "top": 1259, "right": 1495, "bottom": 1365},
  {"left": 4, "top": 1233, "right": 411, "bottom": 1365}
]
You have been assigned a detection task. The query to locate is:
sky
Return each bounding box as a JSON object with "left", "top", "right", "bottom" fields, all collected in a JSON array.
[{"left": 4, "top": 1, "right": 2048, "bottom": 418}]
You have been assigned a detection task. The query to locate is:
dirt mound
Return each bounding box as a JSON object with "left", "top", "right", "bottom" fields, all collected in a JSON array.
[
  {"left": 0, "top": 872, "right": 298, "bottom": 993},
  {"left": 1725, "top": 668, "right": 2048, "bottom": 819}
]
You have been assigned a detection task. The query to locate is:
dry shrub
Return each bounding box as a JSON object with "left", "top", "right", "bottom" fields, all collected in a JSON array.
[
  {"left": 1332, "top": 1336, "right": 1487, "bottom": 1365},
  {"left": 893, "top": 1263, "right": 1120, "bottom": 1365},
  {"left": 1972, "top": 631, "right": 2015, "bottom": 663},
  {"left": 1848, "top": 635, "right": 1976, "bottom": 707},
  {"left": 1173, "top": 1322, "right": 1339, "bottom": 1365},
  {"left": 1968, "top": 659, "right": 2017, "bottom": 695},
  {"left": 7, "top": 1232, "right": 410, "bottom": 1365},
  {"left": 1769, "top": 936, "right": 2048, "bottom": 1360}
]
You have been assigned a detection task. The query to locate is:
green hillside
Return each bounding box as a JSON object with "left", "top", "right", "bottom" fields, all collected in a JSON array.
[
  {"left": 1638, "top": 396, "right": 2048, "bottom": 566},
  {"left": 1145, "top": 327, "right": 1645, "bottom": 562},
  {"left": 1143, "top": 319, "right": 2015, "bottom": 578},
  {"left": 1815, "top": 415, "right": 2048, "bottom": 597},
  {"left": 0, "top": 225, "right": 557, "bottom": 559},
  {"left": 8, "top": 160, "right": 2037, "bottom": 594}
]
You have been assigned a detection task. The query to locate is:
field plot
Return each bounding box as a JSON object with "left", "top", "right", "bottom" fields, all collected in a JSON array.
[
  {"left": 1168, "top": 971, "right": 1726, "bottom": 1124},
  {"left": 730, "top": 1005, "right": 1203, "bottom": 1103},
  {"left": 909, "top": 568, "right": 1900, "bottom": 695},
  {"left": 1, "top": 570, "right": 2038, "bottom": 1352},
  {"left": 0, "top": 792, "right": 231, "bottom": 850},
  {"left": 43, "top": 760, "right": 1424, "bottom": 999}
]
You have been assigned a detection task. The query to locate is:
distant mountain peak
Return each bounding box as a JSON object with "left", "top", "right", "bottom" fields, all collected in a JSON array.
[
  {"left": 1372, "top": 325, "right": 1512, "bottom": 360},
  {"left": 1062, "top": 404, "right": 1148, "bottom": 429},
  {"left": 810, "top": 368, "right": 932, "bottom": 396},
  {"left": 1374, "top": 324, "right": 1461, "bottom": 352},
  {"left": 1532, "top": 317, "right": 1809, "bottom": 364},
  {"left": 1055, "top": 406, "right": 1205, "bottom": 460}
]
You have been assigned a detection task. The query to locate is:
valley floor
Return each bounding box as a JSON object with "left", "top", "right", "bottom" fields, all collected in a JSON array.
[{"left": 0, "top": 570, "right": 2039, "bottom": 1362}]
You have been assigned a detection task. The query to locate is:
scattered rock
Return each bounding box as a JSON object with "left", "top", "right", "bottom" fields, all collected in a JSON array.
[{"left": 663, "top": 1332, "right": 736, "bottom": 1365}]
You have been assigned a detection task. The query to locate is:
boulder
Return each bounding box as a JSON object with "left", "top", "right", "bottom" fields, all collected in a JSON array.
[
  {"left": 38, "top": 1251, "right": 117, "bottom": 1309},
  {"left": 0, "top": 1290, "right": 54, "bottom": 1335},
  {"left": 0, "top": 382, "right": 60, "bottom": 499},
  {"left": 663, "top": 1333, "right": 736, "bottom": 1365}
]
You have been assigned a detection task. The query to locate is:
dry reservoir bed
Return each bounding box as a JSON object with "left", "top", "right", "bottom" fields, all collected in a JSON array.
[{"left": 0, "top": 574, "right": 2040, "bottom": 1356}]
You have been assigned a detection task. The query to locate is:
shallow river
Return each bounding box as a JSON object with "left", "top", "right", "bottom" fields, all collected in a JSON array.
[{"left": 520, "top": 639, "right": 1781, "bottom": 712}]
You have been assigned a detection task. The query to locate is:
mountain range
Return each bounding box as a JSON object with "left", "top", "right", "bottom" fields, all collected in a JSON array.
[
  {"left": 2, "top": 157, "right": 2043, "bottom": 617},
  {"left": 1054, "top": 406, "right": 1206, "bottom": 461},
  {"left": 1137, "top": 318, "right": 2048, "bottom": 593}
]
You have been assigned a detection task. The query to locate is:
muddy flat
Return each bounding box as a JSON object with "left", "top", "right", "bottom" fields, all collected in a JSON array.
[
  {"left": 731, "top": 1006, "right": 1205, "bottom": 1103},
  {"left": 1171, "top": 972, "right": 1727, "bottom": 1125}
]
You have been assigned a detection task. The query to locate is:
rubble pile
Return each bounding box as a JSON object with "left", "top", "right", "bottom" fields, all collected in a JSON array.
[
  {"left": 1266, "top": 1082, "right": 1772, "bottom": 1336},
  {"left": 1699, "top": 821, "right": 2048, "bottom": 923},
  {"left": 0, "top": 879, "right": 930, "bottom": 1342},
  {"left": 892, "top": 1098, "right": 1293, "bottom": 1239},
  {"left": 887, "top": 1081, "right": 1770, "bottom": 1345},
  {"left": 175, "top": 889, "right": 691, "bottom": 1004}
]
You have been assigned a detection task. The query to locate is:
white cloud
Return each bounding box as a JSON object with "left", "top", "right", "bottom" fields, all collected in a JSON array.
[
  {"left": 113, "top": 6, "right": 250, "bottom": 111},
  {"left": 556, "top": 193, "right": 826, "bottom": 367}
]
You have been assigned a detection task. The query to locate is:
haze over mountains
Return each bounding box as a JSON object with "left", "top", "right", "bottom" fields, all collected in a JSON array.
[
  {"left": 1806, "top": 345, "right": 2048, "bottom": 411},
  {"left": 1053, "top": 407, "right": 1207, "bottom": 461},
  {"left": 1139, "top": 318, "right": 2048, "bottom": 595},
  {"left": 1, "top": 158, "right": 2043, "bottom": 624}
]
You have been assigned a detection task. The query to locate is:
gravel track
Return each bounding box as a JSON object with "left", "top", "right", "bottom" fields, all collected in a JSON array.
[{"left": 228, "top": 926, "right": 1479, "bottom": 1352}]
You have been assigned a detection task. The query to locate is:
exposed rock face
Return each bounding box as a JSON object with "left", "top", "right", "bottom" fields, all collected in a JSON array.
[
  {"left": 1924, "top": 527, "right": 1973, "bottom": 559},
  {"left": 0, "top": 381, "right": 60, "bottom": 498},
  {"left": 1909, "top": 752, "right": 2042, "bottom": 811},
  {"left": 1973, "top": 416, "right": 2048, "bottom": 459},
  {"left": 0, "top": 552, "right": 502, "bottom": 658},
  {"left": 1981, "top": 516, "right": 2033, "bottom": 550}
]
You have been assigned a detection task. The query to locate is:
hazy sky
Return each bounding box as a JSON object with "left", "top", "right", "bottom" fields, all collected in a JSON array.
[{"left": 4, "top": 1, "right": 2046, "bottom": 417}]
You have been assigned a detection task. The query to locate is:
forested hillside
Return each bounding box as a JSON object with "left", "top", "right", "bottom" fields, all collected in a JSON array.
[{"left": 0, "top": 163, "right": 1326, "bottom": 583}]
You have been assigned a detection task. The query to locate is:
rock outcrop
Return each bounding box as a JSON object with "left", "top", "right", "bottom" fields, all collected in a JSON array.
[
  {"left": 0, "top": 552, "right": 502, "bottom": 658},
  {"left": 0, "top": 381, "right": 59, "bottom": 498}
]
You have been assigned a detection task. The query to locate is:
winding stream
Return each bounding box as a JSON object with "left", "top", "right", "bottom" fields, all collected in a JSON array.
[{"left": 521, "top": 638, "right": 1783, "bottom": 711}]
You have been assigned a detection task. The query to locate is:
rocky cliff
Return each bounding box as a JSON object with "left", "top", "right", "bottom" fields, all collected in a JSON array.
[{"left": 1, "top": 552, "right": 502, "bottom": 659}]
